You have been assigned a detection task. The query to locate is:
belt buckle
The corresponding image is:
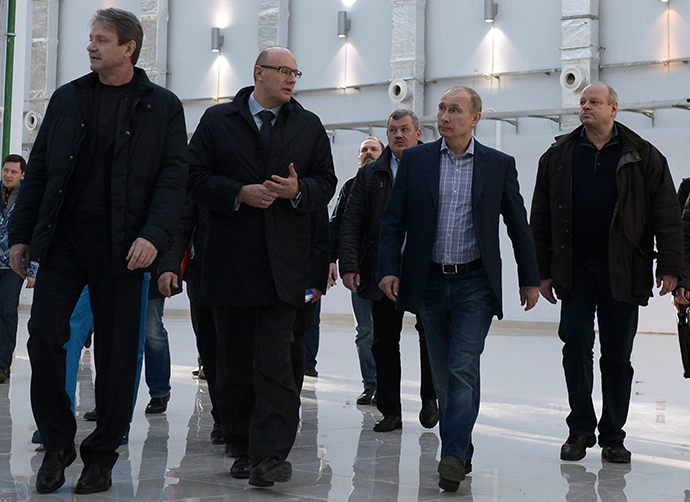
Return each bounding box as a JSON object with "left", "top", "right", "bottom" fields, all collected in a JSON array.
[{"left": 441, "top": 264, "right": 457, "bottom": 274}]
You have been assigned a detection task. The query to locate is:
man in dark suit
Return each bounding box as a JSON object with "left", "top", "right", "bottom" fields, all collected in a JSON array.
[
  {"left": 378, "top": 86, "right": 540, "bottom": 491},
  {"left": 187, "top": 46, "right": 336, "bottom": 488}
]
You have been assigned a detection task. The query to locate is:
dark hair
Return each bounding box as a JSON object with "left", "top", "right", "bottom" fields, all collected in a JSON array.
[
  {"left": 3, "top": 154, "right": 27, "bottom": 173},
  {"left": 91, "top": 8, "right": 143, "bottom": 65},
  {"left": 387, "top": 109, "right": 420, "bottom": 131}
]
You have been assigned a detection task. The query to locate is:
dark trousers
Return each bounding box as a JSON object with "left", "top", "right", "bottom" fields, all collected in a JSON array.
[
  {"left": 28, "top": 220, "right": 143, "bottom": 468},
  {"left": 0, "top": 268, "right": 23, "bottom": 369},
  {"left": 371, "top": 296, "right": 436, "bottom": 417},
  {"left": 190, "top": 301, "right": 220, "bottom": 424},
  {"left": 213, "top": 300, "right": 300, "bottom": 464},
  {"left": 558, "top": 258, "right": 639, "bottom": 446}
]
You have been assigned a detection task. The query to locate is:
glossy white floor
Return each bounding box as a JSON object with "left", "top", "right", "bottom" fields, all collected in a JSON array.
[{"left": 2, "top": 313, "right": 690, "bottom": 501}]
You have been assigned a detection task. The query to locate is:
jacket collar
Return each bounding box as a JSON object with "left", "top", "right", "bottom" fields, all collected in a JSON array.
[
  {"left": 553, "top": 121, "right": 646, "bottom": 154},
  {"left": 71, "top": 67, "right": 154, "bottom": 98},
  {"left": 225, "top": 86, "right": 304, "bottom": 116}
]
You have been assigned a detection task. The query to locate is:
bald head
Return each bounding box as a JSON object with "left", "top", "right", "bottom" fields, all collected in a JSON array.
[{"left": 253, "top": 47, "right": 299, "bottom": 108}]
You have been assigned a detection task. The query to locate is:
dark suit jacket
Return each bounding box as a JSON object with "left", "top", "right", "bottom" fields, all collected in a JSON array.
[
  {"left": 377, "top": 138, "right": 539, "bottom": 318},
  {"left": 187, "top": 86, "right": 337, "bottom": 307}
]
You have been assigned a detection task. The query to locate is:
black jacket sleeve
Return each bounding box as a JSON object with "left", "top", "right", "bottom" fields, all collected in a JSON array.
[{"left": 328, "top": 177, "right": 354, "bottom": 263}]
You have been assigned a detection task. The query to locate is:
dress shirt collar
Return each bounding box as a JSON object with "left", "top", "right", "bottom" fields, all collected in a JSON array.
[
  {"left": 440, "top": 137, "right": 475, "bottom": 159},
  {"left": 249, "top": 93, "right": 282, "bottom": 125}
]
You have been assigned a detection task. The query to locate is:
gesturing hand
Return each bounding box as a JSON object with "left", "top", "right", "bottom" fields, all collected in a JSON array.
[{"left": 264, "top": 163, "right": 300, "bottom": 199}]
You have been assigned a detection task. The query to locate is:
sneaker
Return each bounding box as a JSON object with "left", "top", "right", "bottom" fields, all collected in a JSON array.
[
  {"left": 31, "top": 429, "right": 43, "bottom": 445},
  {"left": 601, "top": 440, "right": 631, "bottom": 463}
]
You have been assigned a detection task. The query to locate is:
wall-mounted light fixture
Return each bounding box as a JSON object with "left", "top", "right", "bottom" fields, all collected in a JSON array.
[
  {"left": 338, "top": 11, "right": 351, "bottom": 37},
  {"left": 211, "top": 27, "right": 224, "bottom": 52},
  {"left": 660, "top": 0, "right": 669, "bottom": 3},
  {"left": 484, "top": 0, "right": 498, "bottom": 22}
]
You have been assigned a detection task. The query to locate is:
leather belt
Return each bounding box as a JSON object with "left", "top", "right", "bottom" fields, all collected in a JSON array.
[{"left": 430, "top": 259, "right": 483, "bottom": 275}]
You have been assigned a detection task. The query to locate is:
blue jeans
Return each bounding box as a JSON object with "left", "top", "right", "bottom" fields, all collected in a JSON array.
[
  {"left": 65, "top": 276, "right": 149, "bottom": 414},
  {"left": 144, "top": 297, "right": 171, "bottom": 398},
  {"left": 0, "top": 268, "right": 23, "bottom": 369},
  {"left": 352, "top": 291, "right": 376, "bottom": 390},
  {"left": 419, "top": 268, "right": 494, "bottom": 463}
]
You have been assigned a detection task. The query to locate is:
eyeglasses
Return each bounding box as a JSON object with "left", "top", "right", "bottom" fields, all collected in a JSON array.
[{"left": 260, "top": 65, "right": 303, "bottom": 79}]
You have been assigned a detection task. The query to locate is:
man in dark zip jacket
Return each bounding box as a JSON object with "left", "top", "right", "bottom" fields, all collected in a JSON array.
[
  {"left": 531, "top": 82, "right": 683, "bottom": 465},
  {"left": 9, "top": 8, "right": 187, "bottom": 495},
  {"left": 339, "top": 109, "right": 438, "bottom": 433}
]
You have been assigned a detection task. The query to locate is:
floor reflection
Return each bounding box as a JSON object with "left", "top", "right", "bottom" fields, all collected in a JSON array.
[
  {"left": 561, "top": 461, "right": 631, "bottom": 502},
  {"left": 2, "top": 315, "right": 690, "bottom": 501}
]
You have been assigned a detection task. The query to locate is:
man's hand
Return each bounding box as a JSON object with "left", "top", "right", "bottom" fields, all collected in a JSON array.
[
  {"left": 126, "top": 238, "right": 158, "bottom": 271},
  {"left": 657, "top": 274, "right": 678, "bottom": 296},
  {"left": 263, "top": 163, "right": 300, "bottom": 199},
  {"left": 379, "top": 275, "right": 399, "bottom": 302},
  {"left": 539, "top": 278, "right": 557, "bottom": 304},
  {"left": 328, "top": 263, "right": 338, "bottom": 290},
  {"left": 673, "top": 286, "right": 689, "bottom": 309},
  {"left": 9, "top": 244, "right": 30, "bottom": 280},
  {"left": 158, "top": 271, "right": 179, "bottom": 298},
  {"left": 26, "top": 277, "right": 36, "bottom": 289},
  {"left": 343, "top": 272, "right": 360, "bottom": 293},
  {"left": 520, "top": 286, "right": 540, "bottom": 311},
  {"left": 311, "top": 288, "right": 323, "bottom": 303},
  {"left": 237, "top": 184, "right": 280, "bottom": 209}
]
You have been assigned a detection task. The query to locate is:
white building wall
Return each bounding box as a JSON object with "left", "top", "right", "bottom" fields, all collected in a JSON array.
[{"left": 13, "top": 0, "right": 690, "bottom": 332}]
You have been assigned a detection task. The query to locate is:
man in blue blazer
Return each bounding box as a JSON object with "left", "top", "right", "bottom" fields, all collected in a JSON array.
[{"left": 378, "top": 86, "right": 540, "bottom": 491}]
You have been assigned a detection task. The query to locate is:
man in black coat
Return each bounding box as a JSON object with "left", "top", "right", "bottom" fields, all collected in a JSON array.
[
  {"left": 9, "top": 8, "right": 187, "bottom": 495},
  {"left": 186, "top": 46, "right": 336, "bottom": 488}
]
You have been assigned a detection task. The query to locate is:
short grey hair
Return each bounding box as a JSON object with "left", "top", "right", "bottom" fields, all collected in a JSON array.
[
  {"left": 445, "top": 86, "right": 482, "bottom": 114},
  {"left": 387, "top": 109, "right": 420, "bottom": 131},
  {"left": 91, "top": 8, "right": 143, "bottom": 65}
]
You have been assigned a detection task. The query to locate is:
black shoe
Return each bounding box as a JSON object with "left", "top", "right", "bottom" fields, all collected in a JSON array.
[
  {"left": 304, "top": 367, "right": 318, "bottom": 378},
  {"left": 464, "top": 459, "right": 472, "bottom": 474},
  {"left": 248, "top": 457, "right": 292, "bottom": 487},
  {"left": 36, "top": 445, "right": 77, "bottom": 494},
  {"left": 373, "top": 415, "right": 402, "bottom": 432},
  {"left": 230, "top": 455, "right": 251, "bottom": 479},
  {"left": 356, "top": 388, "right": 376, "bottom": 405},
  {"left": 211, "top": 422, "right": 225, "bottom": 445},
  {"left": 560, "top": 434, "right": 596, "bottom": 461},
  {"left": 437, "top": 455, "right": 466, "bottom": 491},
  {"left": 198, "top": 367, "right": 206, "bottom": 380},
  {"left": 601, "top": 440, "right": 631, "bottom": 463},
  {"left": 75, "top": 463, "right": 112, "bottom": 494},
  {"left": 0, "top": 367, "right": 9, "bottom": 384},
  {"left": 419, "top": 398, "right": 439, "bottom": 428},
  {"left": 83, "top": 408, "right": 98, "bottom": 421},
  {"left": 145, "top": 393, "right": 170, "bottom": 414}
]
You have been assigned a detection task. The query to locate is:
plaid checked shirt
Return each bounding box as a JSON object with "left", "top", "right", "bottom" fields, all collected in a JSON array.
[{"left": 431, "top": 137, "right": 481, "bottom": 265}]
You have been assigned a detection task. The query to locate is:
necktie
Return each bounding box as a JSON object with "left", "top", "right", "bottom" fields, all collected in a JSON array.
[{"left": 258, "top": 110, "right": 275, "bottom": 164}]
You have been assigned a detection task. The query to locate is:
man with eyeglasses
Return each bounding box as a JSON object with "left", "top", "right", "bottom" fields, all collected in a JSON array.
[{"left": 187, "top": 46, "right": 336, "bottom": 488}]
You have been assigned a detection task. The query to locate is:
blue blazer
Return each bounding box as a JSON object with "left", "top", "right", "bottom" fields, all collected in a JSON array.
[{"left": 377, "top": 138, "right": 540, "bottom": 318}]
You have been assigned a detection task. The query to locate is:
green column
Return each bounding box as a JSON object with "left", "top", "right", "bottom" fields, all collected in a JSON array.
[{"left": 2, "top": 0, "right": 17, "bottom": 159}]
